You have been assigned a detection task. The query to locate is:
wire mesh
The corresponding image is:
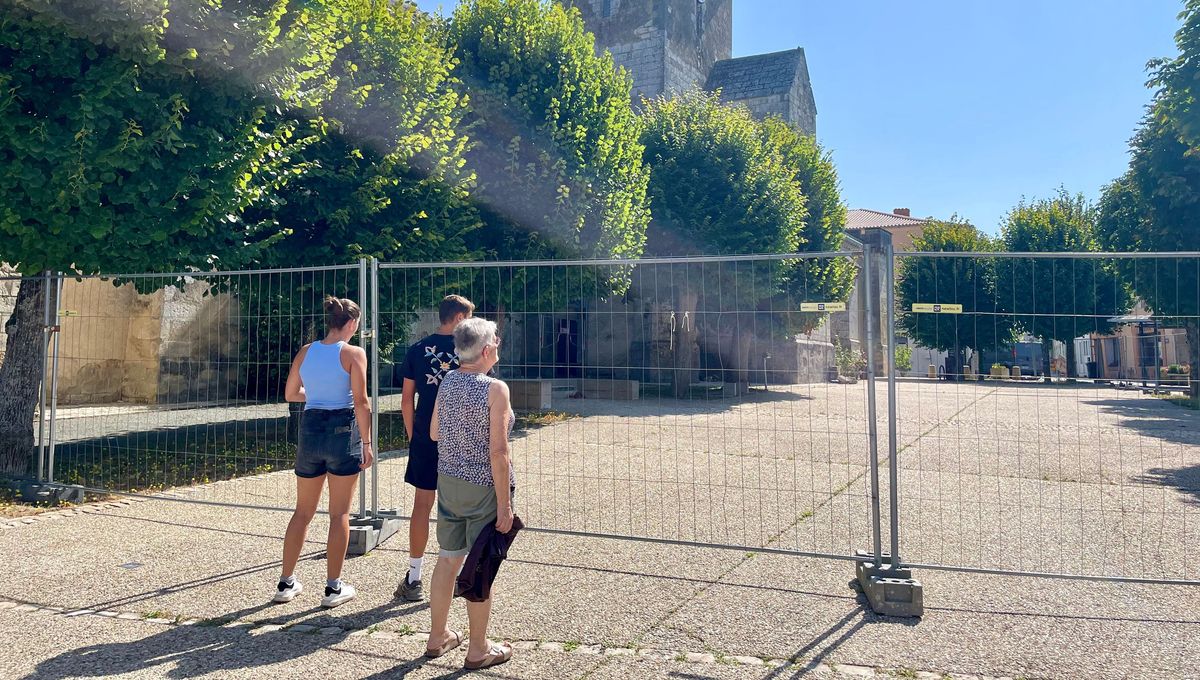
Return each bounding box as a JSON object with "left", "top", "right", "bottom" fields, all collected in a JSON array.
[
  {"left": 375, "top": 253, "right": 875, "bottom": 558},
  {"left": 891, "top": 252, "right": 1200, "bottom": 582},
  {"left": 42, "top": 265, "right": 363, "bottom": 511}
]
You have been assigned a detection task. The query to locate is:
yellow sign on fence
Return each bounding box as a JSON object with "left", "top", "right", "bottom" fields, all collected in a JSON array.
[
  {"left": 911, "top": 303, "right": 963, "bottom": 314},
  {"left": 800, "top": 302, "right": 847, "bottom": 312}
]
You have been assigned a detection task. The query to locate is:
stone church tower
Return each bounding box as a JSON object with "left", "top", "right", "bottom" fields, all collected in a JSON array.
[{"left": 563, "top": 0, "right": 817, "bottom": 135}]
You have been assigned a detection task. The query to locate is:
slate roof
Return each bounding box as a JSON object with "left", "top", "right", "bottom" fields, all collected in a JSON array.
[{"left": 706, "top": 48, "right": 810, "bottom": 101}]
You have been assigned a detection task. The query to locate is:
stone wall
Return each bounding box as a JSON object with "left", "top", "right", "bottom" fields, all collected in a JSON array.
[
  {"left": 155, "top": 282, "right": 238, "bottom": 405},
  {"left": 50, "top": 278, "right": 236, "bottom": 406},
  {"left": 663, "top": 0, "right": 732, "bottom": 93},
  {"left": 566, "top": 0, "right": 732, "bottom": 99},
  {"left": 55, "top": 279, "right": 163, "bottom": 405},
  {"left": 565, "top": 0, "right": 665, "bottom": 99}
]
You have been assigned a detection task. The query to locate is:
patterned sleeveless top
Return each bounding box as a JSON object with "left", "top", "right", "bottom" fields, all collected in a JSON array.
[{"left": 436, "top": 370, "right": 515, "bottom": 487}]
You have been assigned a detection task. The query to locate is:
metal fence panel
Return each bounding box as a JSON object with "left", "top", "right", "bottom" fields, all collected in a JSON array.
[
  {"left": 375, "top": 253, "right": 876, "bottom": 558},
  {"left": 890, "top": 251, "right": 1200, "bottom": 583},
  {"left": 39, "top": 264, "right": 365, "bottom": 512}
]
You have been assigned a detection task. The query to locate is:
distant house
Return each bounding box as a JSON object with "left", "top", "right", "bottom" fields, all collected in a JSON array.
[
  {"left": 846, "top": 208, "right": 930, "bottom": 251},
  {"left": 1090, "top": 312, "right": 1192, "bottom": 383}
]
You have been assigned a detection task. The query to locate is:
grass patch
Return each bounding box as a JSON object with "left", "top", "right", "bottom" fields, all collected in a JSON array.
[
  {"left": 195, "top": 617, "right": 234, "bottom": 627},
  {"left": 1161, "top": 395, "right": 1199, "bottom": 410},
  {"left": 563, "top": 641, "right": 580, "bottom": 652},
  {"left": 396, "top": 624, "right": 414, "bottom": 636},
  {"left": 142, "top": 611, "right": 167, "bottom": 620},
  {"left": 517, "top": 410, "right": 576, "bottom": 428},
  {"left": 891, "top": 668, "right": 918, "bottom": 679}
]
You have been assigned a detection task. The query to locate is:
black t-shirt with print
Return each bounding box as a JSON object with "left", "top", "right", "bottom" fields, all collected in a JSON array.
[{"left": 401, "top": 333, "right": 459, "bottom": 441}]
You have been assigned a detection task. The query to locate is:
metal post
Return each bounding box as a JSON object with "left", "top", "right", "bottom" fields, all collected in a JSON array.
[
  {"left": 885, "top": 244, "right": 901, "bottom": 567},
  {"left": 861, "top": 246, "right": 883, "bottom": 569},
  {"left": 46, "top": 274, "right": 63, "bottom": 483},
  {"left": 36, "top": 271, "right": 51, "bottom": 482},
  {"left": 357, "top": 259, "right": 368, "bottom": 520},
  {"left": 370, "top": 257, "right": 380, "bottom": 518}
]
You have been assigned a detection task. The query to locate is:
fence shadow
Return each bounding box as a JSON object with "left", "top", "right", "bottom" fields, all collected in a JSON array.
[{"left": 1084, "top": 397, "right": 1200, "bottom": 448}]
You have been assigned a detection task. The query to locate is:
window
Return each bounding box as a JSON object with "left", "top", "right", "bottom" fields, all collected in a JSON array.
[
  {"left": 603, "top": 0, "right": 612, "bottom": 18},
  {"left": 1105, "top": 338, "right": 1120, "bottom": 368}
]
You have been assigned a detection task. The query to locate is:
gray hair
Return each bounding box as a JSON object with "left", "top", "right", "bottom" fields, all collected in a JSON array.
[{"left": 453, "top": 317, "right": 497, "bottom": 363}]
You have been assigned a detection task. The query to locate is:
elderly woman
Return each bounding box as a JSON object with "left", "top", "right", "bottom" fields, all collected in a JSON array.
[{"left": 424, "top": 317, "right": 515, "bottom": 670}]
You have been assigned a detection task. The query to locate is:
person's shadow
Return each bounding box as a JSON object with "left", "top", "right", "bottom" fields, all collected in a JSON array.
[{"left": 24, "top": 598, "right": 433, "bottom": 679}]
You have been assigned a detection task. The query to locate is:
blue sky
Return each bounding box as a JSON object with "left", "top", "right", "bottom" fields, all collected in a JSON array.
[{"left": 415, "top": 0, "right": 1184, "bottom": 233}]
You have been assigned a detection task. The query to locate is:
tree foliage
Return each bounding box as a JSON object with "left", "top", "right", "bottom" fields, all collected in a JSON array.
[
  {"left": 448, "top": 0, "right": 650, "bottom": 263},
  {"left": 997, "top": 189, "right": 1132, "bottom": 375},
  {"left": 897, "top": 218, "right": 1015, "bottom": 358},
  {"left": 1148, "top": 0, "right": 1200, "bottom": 148},
  {"left": 0, "top": 0, "right": 329, "bottom": 276},
  {"left": 1098, "top": 1, "right": 1200, "bottom": 397}
]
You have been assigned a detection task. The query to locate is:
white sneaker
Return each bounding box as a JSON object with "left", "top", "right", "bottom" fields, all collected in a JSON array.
[
  {"left": 273, "top": 579, "right": 303, "bottom": 603},
  {"left": 320, "top": 582, "right": 356, "bottom": 608}
]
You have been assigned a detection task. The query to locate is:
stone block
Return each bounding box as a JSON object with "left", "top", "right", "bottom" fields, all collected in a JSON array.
[
  {"left": 508, "top": 379, "right": 554, "bottom": 410},
  {"left": 579, "top": 378, "right": 639, "bottom": 400}
]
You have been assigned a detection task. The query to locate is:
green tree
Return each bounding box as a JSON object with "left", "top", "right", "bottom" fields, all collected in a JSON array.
[
  {"left": 1097, "top": 116, "right": 1200, "bottom": 398},
  {"left": 1097, "top": 0, "right": 1200, "bottom": 399},
  {"left": 998, "top": 190, "right": 1132, "bottom": 378},
  {"left": 0, "top": 0, "right": 333, "bottom": 474},
  {"left": 1148, "top": 0, "right": 1200, "bottom": 147},
  {"left": 640, "top": 91, "right": 835, "bottom": 393},
  {"left": 448, "top": 0, "right": 651, "bottom": 313},
  {"left": 759, "top": 116, "right": 857, "bottom": 334},
  {"left": 897, "top": 218, "right": 1015, "bottom": 378},
  {"left": 239, "top": 0, "right": 482, "bottom": 396}
]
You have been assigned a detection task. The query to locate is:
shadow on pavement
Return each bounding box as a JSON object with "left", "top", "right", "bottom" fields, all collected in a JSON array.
[
  {"left": 1135, "top": 463, "right": 1200, "bottom": 506},
  {"left": 23, "top": 599, "right": 430, "bottom": 680},
  {"left": 1085, "top": 397, "right": 1200, "bottom": 447}
]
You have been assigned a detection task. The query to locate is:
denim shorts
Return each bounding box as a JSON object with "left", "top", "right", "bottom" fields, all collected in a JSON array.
[{"left": 296, "top": 408, "right": 362, "bottom": 478}]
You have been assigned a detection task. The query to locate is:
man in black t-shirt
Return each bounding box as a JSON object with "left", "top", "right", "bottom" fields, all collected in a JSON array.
[{"left": 394, "top": 294, "right": 474, "bottom": 602}]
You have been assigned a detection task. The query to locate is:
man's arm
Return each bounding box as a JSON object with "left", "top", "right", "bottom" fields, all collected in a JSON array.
[{"left": 401, "top": 378, "right": 416, "bottom": 441}]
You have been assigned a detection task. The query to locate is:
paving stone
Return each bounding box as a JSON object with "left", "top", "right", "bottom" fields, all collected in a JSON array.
[
  {"left": 728, "top": 655, "right": 765, "bottom": 666},
  {"left": 511, "top": 640, "right": 539, "bottom": 650},
  {"left": 604, "top": 647, "right": 635, "bottom": 657},
  {"left": 319, "top": 626, "right": 343, "bottom": 635},
  {"left": 289, "top": 624, "right": 317, "bottom": 633},
  {"left": 684, "top": 652, "right": 716, "bottom": 663}
]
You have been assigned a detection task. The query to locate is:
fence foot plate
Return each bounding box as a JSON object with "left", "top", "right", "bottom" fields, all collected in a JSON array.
[
  {"left": 347, "top": 515, "right": 403, "bottom": 556},
  {"left": 854, "top": 551, "right": 923, "bottom": 618}
]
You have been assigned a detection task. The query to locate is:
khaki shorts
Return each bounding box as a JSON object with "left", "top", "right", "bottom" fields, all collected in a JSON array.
[{"left": 436, "top": 473, "right": 499, "bottom": 558}]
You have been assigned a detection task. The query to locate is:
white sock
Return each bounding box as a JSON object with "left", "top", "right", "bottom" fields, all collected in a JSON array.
[
  {"left": 281, "top": 575, "right": 295, "bottom": 586},
  {"left": 409, "top": 557, "right": 424, "bottom": 583}
]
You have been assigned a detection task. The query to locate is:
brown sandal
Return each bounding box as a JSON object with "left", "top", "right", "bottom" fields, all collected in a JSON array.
[
  {"left": 464, "top": 642, "right": 513, "bottom": 670},
  {"left": 424, "top": 630, "right": 463, "bottom": 658}
]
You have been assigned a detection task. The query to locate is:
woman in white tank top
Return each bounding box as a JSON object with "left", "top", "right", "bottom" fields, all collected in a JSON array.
[{"left": 273, "top": 296, "right": 373, "bottom": 609}]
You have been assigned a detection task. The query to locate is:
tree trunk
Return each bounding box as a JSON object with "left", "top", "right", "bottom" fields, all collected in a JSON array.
[
  {"left": 1188, "top": 322, "right": 1199, "bottom": 402},
  {"left": 670, "top": 290, "right": 698, "bottom": 399},
  {"left": 0, "top": 276, "right": 49, "bottom": 477}
]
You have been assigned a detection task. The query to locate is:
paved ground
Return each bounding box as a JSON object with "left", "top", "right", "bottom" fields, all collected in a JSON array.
[{"left": 5, "top": 380, "right": 1200, "bottom": 678}]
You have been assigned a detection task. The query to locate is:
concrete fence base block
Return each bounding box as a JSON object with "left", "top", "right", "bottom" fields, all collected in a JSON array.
[
  {"left": 854, "top": 551, "right": 923, "bottom": 618},
  {"left": 347, "top": 514, "right": 403, "bottom": 556}
]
